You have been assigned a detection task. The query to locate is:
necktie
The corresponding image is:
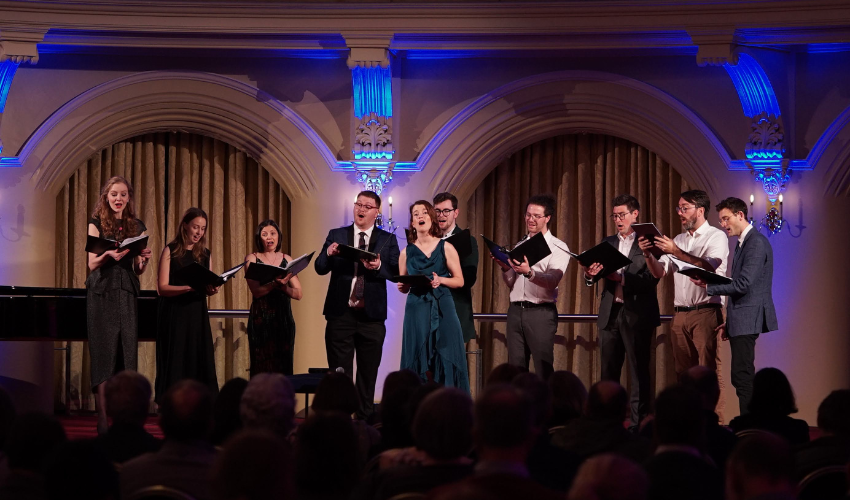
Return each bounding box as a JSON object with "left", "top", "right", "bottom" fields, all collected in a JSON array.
[{"left": 354, "top": 232, "right": 366, "bottom": 300}]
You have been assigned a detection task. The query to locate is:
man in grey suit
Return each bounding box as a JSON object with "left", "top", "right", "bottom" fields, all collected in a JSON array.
[{"left": 691, "top": 197, "right": 778, "bottom": 416}]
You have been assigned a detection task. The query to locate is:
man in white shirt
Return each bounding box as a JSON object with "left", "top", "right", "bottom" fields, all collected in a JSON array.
[
  {"left": 583, "top": 194, "right": 660, "bottom": 431},
  {"left": 640, "top": 190, "right": 728, "bottom": 378},
  {"left": 496, "top": 194, "right": 570, "bottom": 380}
]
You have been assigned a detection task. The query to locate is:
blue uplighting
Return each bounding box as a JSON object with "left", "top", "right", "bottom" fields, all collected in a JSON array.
[
  {"left": 0, "top": 60, "right": 20, "bottom": 113},
  {"left": 724, "top": 54, "right": 781, "bottom": 118},
  {"left": 352, "top": 66, "right": 392, "bottom": 119}
]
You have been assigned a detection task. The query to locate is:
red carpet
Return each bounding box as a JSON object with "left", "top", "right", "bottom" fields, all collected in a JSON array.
[{"left": 58, "top": 414, "right": 164, "bottom": 440}]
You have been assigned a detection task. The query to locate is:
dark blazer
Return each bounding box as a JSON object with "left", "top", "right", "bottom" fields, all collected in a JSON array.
[
  {"left": 314, "top": 225, "right": 400, "bottom": 322},
  {"left": 591, "top": 235, "right": 661, "bottom": 331},
  {"left": 707, "top": 229, "right": 778, "bottom": 338},
  {"left": 447, "top": 226, "right": 479, "bottom": 342}
]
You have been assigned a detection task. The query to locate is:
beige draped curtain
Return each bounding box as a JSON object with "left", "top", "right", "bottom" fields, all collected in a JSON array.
[
  {"left": 55, "top": 132, "right": 290, "bottom": 410},
  {"left": 467, "top": 134, "right": 692, "bottom": 401}
]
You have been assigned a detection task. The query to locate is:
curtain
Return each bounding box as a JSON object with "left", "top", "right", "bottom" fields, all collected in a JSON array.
[
  {"left": 54, "top": 132, "right": 290, "bottom": 410},
  {"left": 466, "top": 134, "right": 693, "bottom": 404}
]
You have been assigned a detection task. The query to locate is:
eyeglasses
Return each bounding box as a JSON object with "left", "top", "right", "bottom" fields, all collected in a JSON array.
[
  {"left": 434, "top": 209, "right": 456, "bottom": 216},
  {"left": 525, "top": 213, "right": 547, "bottom": 220},
  {"left": 719, "top": 216, "right": 732, "bottom": 224},
  {"left": 675, "top": 205, "right": 696, "bottom": 214},
  {"left": 354, "top": 202, "right": 377, "bottom": 211},
  {"left": 610, "top": 213, "right": 631, "bottom": 220}
]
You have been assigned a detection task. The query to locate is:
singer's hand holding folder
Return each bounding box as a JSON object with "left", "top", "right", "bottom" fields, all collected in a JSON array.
[
  {"left": 245, "top": 252, "right": 315, "bottom": 285},
  {"left": 568, "top": 242, "right": 633, "bottom": 283},
  {"left": 85, "top": 234, "right": 149, "bottom": 258},
  {"left": 176, "top": 262, "right": 245, "bottom": 292},
  {"left": 631, "top": 223, "right": 665, "bottom": 259},
  {"left": 481, "top": 232, "right": 552, "bottom": 268},
  {"left": 669, "top": 257, "right": 732, "bottom": 285},
  {"left": 390, "top": 274, "right": 433, "bottom": 288}
]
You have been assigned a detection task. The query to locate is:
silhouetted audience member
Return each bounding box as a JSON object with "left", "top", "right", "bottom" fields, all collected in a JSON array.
[
  {"left": 644, "top": 385, "right": 723, "bottom": 500},
  {"left": 120, "top": 380, "right": 217, "bottom": 500},
  {"left": 729, "top": 367, "right": 810, "bottom": 446},
  {"left": 376, "top": 370, "right": 422, "bottom": 451},
  {"left": 313, "top": 371, "right": 381, "bottom": 461},
  {"left": 726, "top": 433, "right": 796, "bottom": 500},
  {"left": 92, "top": 370, "right": 160, "bottom": 464},
  {"left": 680, "top": 366, "right": 737, "bottom": 471},
  {"left": 567, "top": 453, "right": 649, "bottom": 500},
  {"left": 295, "top": 411, "right": 362, "bottom": 500},
  {"left": 512, "top": 372, "right": 581, "bottom": 492},
  {"left": 0, "top": 412, "right": 66, "bottom": 500},
  {"left": 548, "top": 370, "right": 587, "bottom": 428},
  {"left": 551, "top": 381, "right": 651, "bottom": 462},
  {"left": 794, "top": 389, "right": 850, "bottom": 481},
  {"left": 210, "top": 377, "right": 249, "bottom": 446},
  {"left": 240, "top": 373, "right": 296, "bottom": 439},
  {"left": 0, "top": 386, "right": 16, "bottom": 484},
  {"left": 431, "top": 384, "right": 563, "bottom": 500},
  {"left": 44, "top": 440, "right": 118, "bottom": 500},
  {"left": 370, "top": 388, "right": 474, "bottom": 500},
  {"left": 211, "top": 430, "right": 293, "bottom": 500},
  {"left": 484, "top": 363, "right": 528, "bottom": 387}
]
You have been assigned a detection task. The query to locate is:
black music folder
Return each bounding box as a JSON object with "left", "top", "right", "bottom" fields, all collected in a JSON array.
[
  {"left": 85, "top": 234, "right": 149, "bottom": 257},
  {"left": 445, "top": 229, "right": 473, "bottom": 259},
  {"left": 336, "top": 244, "right": 379, "bottom": 262},
  {"left": 390, "top": 274, "right": 433, "bottom": 288},
  {"left": 244, "top": 251, "right": 316, "bottom": 285},
  {"left": 631, "top": 223, "right": 665, "bottom": 259},
  {"left": 669, "top": 257, "right": 732, "bottom": 285},
  {"left": 568, "top": 241, "right": 633, "bottom": 283},
  {"left": 482, "top": 231, "right": 552, "bottom": 268},
  {"left": 176, "top": 262, "right": 245, "bottom": 292}
]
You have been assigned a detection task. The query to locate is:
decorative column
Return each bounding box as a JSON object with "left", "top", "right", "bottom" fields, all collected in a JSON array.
[{"left": 0, "top": 27, "right": 44, "bottom": 159}]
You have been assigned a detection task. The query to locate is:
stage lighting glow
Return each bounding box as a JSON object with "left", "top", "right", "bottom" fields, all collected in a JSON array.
[
  {"left": 0, "top": 60, "right": 20, "bottom": 113},
  {"left": 352, "top": 66, "right": 392, "bottom": 119}
]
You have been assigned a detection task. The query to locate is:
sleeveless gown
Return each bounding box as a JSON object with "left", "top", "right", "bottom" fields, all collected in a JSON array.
[
  {"left": 155, "top": 244, "right": 219, "bottom": 401},
  {"left": 246, "top": 255, "right": 297, "bottom": 376},
  {"left": 401, "top": 240, "right": 470, "bottom": 392}
]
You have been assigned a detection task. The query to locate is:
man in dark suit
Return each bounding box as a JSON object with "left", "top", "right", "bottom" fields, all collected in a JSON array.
[
  {"left": 692, "top": 197, "right": 778, "bottom": 416},
  {"left": 314, "top": 190, "right": 400, "bottom": 419},
  {"left": 433, "top": 192, "right": 479, "bottom": 344},
  {"left": 583, "top": 194, "right": 660, "bottom": 431}
]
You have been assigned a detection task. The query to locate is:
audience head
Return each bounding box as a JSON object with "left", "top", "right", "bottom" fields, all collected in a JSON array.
[
  {"left": 240, "top": 373, "right": 296, "bottom": 439},
  {"left": 748, "top": 367, "right": 798, "bottom": 416},
  {"left": 0, "top": 385, "right": 16, "bottom": 452},
  {"left": 485, "top": 363, "right": 528, "bottom": 387},
  {"left": 44, "top": 440, "right": 118, "bottom": 500},
  {"left": 474, "top": 384, "right": 535, "bottom": 454},
  {"left": 412, "top": 388, "right": 473, "bottom": 460},
  {"left": 653, "top": 385, "right": 704, "bottom": 448},
  {"left": 5, "top": 412, "right": 67, "bottom": 471},
  {"left": 159, "top": 379, "right": 214, "bottom": 442},
  {"left": 586, "top": 381, "right": 628, "bottom": 422},
  {"left": 511, "top": 372, "right": 552, "bottom": 430},
  {"left": 294, "top": 411, "right": 360, "bottom": 500},
  {"left": 548, "top": 370, "right": 587, "bottom": 426},
  {"left": 726, "top": 433, "right": 794, "bottom": 500},
  {"left": 680, "top": 365, "right": 721, "bottom": 413},
  {"left": 378, "top": 370, "right": 422, "bottom": 449},
  {"left": 104, "top": 370, "right": 151, "bottom": 427},
  {"left": 816, "top": 389, "right": 850, "bottom": 437},
  {"left": 211, "top": 430, "right": 293, "bottom": 500},
  {"left": 312, "top": 371, "right": 358, "bottom": 416},
  {"left": 567, "top": 453, "right": 649, "bottom": 500},
  {"left": 211, "top": 377, "right": 249, "bottom": 446}
]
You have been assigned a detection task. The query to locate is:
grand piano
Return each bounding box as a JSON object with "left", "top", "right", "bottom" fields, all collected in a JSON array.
[{"left": 0, "top": 286, "right": 159, "bottom": 340}]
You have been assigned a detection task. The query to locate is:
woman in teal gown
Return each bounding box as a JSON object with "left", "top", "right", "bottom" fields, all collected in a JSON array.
[{"left": 397, "top": 200, "right": 470, "bottom": 392}]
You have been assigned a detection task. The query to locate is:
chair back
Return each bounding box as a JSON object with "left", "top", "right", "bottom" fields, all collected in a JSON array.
[
  {"left": 798, "top": 465, "right": 848, "bottom": 500},
  {"left": 126, "top": 485, "right": 197, "bottom": 500}
]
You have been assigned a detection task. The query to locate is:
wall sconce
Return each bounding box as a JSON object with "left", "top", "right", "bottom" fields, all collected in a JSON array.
[
  {"left": 747, "top": 162, "right": 790, "bottom": 236},
  {"left": 749, "top": 193, "right": 785, "bottom": 235}
]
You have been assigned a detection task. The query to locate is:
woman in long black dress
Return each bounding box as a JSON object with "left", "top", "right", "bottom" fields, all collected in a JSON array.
[
  {"left": 155, "top": 207, "right": 220, "bottom": 401},
  {"left": 244, "top": 219, "right": 302, "bottom": 376},
  {"left": 86, "top": 176, "right": 152, "bottom": 433}
]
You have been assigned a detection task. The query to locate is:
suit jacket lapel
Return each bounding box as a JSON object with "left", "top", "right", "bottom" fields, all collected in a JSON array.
[
  {"left": 628, "top": 236, "right": 642, "bottom": 259},
  {"left": 451, "top": 226, "right": 461, "bottom": 236},
  {"left": 368, "top": 229, "right": 380, "bottom": 252},
  {"left": 347, "top": 225, "right": 355, "bottom": 247}
]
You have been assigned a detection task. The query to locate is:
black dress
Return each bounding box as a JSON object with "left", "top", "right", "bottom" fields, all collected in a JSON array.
[
  {"left": 246, "top": 254, "right": 296, "bottom": 376},
  {"left": 155, "top": 243, "right": 219, "bottom": 401},
  {"left": 86, "top": 216, "right": 146, "bottom": 390}
]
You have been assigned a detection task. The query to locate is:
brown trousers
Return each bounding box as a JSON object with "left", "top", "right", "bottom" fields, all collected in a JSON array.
[{"left": 670, "top": 307, "right": 724, "bottom": 375}]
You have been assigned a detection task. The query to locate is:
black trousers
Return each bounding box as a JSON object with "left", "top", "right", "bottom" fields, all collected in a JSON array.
[
  {"left": 599, "top": 303, "right": 654, "bottom": 429},
  {"left": 506, "top": 302, "right": 557, "bottom": 380},
  {"left": 325, "top": 307, "right": 386, "bottom": 419},
  {"left": 729, "top": 333, "right": 759, "bottom": 416}
]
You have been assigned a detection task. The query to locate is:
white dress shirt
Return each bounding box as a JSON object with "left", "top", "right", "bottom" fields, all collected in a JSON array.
[
  {"left": 502, "top": 230, "right": 571, "bottom": 304},
  {"left": 613, "top": 231, "right": 636, "bottom": 303},
  {"left": 349, "top": 224, "right": 375, "bottom": 308},
  {"left": 659, "top": 220, "right": 729, "bottom": 307},
  {"left": 441, "top": 223, "right": 458, "bottom": 239}
]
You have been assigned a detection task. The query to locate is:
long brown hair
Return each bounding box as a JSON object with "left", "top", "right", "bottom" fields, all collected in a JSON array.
[
  {"left": 169, "top": 207, "right": 209, "bottom": 262},
  {"left": 91, "top": 176, "right": 139, "bottom": 240},
  {"left": 406, "top": 200, "right": 441, "bottom": 244}
]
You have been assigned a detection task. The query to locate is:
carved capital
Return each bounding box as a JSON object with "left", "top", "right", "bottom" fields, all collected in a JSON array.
[
  {"left": 747, "top": 113, "right": 785, "bottom": 160},
  {"left": 353, "top": 162, "right": 394, "bottom": 195},
  {"left": 343, "top": 33, "right": 393, "bottom": 69},
  {"left": 354, "top": 112, "right": 393, "bottom": 160},
  {"left": 0, "top": 28, "right": 47, "bottom": 64},
  {"left": 687, "top": 27, "right": 740, "bottom": 67}
]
